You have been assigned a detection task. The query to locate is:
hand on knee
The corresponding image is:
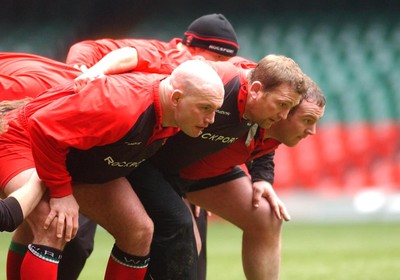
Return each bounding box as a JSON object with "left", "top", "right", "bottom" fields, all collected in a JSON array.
[{"left": 29, "top": 216, "right": 67, "bottom": 250}]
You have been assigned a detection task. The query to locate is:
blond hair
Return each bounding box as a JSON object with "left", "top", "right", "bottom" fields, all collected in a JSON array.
[
  {"left": 249, "top": 54, "right": 308, "bottom": 96},
  {"left": 0, "top": 115, "right": 6, "bottom": 134},
  {"left": 0, "top": 98, "right": 32, "bottom": 134}
]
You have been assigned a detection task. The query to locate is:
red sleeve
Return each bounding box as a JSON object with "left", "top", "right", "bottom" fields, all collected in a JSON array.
[
  {"left": 66, "top": 38, "right": 143, "bottom": 67},
  {"left": 66, "top": 37, "right": 189, "bottom": 74},
  {"left": 206, "top": 60, "right": 243, "bottom": 85},
  {"left": 65, "top": 38, "right": 177, "bottom": 68},
  {"left": 228, "top": 56, "right": 257, "bottom": 69},
  {"left": 135, "top": 46, "right": 194, "bottom": 74},
  {"left": 127, "top": 38, "right": 194, "bottom": 74},
  {"left": 28, "top": 76, "right": 148, "bottom": 198}
]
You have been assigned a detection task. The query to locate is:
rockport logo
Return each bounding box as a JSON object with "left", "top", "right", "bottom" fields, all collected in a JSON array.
[
  {"left": 104, "top": 156, "right": 145, "bottom": 168},
  {"left": 200, "top": 133, "right": 238, "bottom": 143},
  {"left": 216, "top": 109, "right": 231, "bottom": 116},
  {"left": 125, "top": 141, "right": 142, "bottom": 146},
  {"left": 209, "top": 45, "right": 234, "bottom": 54}
]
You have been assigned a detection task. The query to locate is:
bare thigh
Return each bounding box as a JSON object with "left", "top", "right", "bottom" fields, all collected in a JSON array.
[
  {"left": 186, "top": 176, "right": 277, "bottom": 230},
  {"left": 72, "top": 177, "right": 153, "bottom": 253},
  {"left": 3, "top": 168, "right": 35, "bottom": 195}
]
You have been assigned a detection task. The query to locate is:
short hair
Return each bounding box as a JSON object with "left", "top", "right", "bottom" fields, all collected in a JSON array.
[
  {"left": 289, "top": 77, "right": 326, "bottom": 116},
  {"left": 249, "top": 54, "right": 308, "bottom": 96}
]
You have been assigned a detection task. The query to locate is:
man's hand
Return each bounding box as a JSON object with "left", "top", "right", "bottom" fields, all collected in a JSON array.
[
  {"left": 44, "top": 194, "right": 79, "bottom": 241},
  {"left": 73, "top": 67, "right": 105, "bottom": 93},
  {"left": 252, "top": 180, "right": 291, "bottom": 221},
  {"left": 73, "top": 64, "right": 89, "bottom": 72},
  {"left": 193, "top": 205, "right": 212, "bottom": 218}
]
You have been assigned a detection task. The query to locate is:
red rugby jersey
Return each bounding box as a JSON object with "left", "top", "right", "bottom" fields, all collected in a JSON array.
[
  {"left": 0, "top": 52, "right": 80, "bottom": 101},
  {"left": 66, "top": 38, "right": 193, "bottom": 74},
  {"left": 9, "top": 72, "right": 178, "bottom": 198},
  {"left": 180, "top": 130, "right": 281, "bottom": 180},
  {"left": 66, "top": 39, "right": 277, "bottom": 184}
]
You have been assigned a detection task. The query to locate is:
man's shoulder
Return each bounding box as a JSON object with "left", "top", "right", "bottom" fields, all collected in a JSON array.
[{"left": 206, "top": 60, "right": 242, "bottom": 85}]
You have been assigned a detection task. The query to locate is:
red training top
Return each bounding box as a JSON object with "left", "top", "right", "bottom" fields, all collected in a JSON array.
[
  {"left": 0, "top": 52, "right": 80, "bottom": 101},
  {"left": 5, "top": 72, "right": 178, "bottom": 198},
  {"left": 180, "top": 130, "right": 281, "bottom": 180},
  {"left": 66, "top": 38, "right": 193, "bottom": 75}
]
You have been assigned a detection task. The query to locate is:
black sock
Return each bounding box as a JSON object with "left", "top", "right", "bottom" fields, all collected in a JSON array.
[{"left": 111, "top": 244, "right": 150, "bottom": 268}]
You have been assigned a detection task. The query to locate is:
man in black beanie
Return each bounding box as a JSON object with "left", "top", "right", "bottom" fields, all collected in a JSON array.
[
  {"left": 67, "top": 13, "right": 240, "bottom": 82},
  {"left": 182, "top": 13, "right": 239, "bottom": 57}
]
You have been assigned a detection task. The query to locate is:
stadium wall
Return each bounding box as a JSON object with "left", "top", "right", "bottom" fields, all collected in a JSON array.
[{"left": 1, "top": 0, "right": 399, "bottom": 221}]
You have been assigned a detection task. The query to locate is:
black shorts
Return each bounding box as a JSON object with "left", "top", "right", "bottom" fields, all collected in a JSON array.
[{"left": 187, "top": 165, "right": 247, "bottom": 193}]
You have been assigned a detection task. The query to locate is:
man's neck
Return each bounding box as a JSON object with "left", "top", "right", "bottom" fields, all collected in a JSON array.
[{"left": 159, "top": 78, "right": 175, "bottom": 127}]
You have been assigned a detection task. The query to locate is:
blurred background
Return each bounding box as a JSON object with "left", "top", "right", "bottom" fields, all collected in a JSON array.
[
  {"left": 1, "top": 0, "right": 399, "bottom": 222},
  {"left": 1, "top": 1, "right": 400, "bottom": 279}
]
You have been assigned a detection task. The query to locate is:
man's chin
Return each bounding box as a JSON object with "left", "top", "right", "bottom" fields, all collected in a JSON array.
[
  {"left": 185, "top": 129, "right": 202, "bottom": 138},
  {"left": 284, "top": 140, "right": 299, "bottom": 147},
  {"left": 261, "top": 123, "right": 273, "bottom": 129}
]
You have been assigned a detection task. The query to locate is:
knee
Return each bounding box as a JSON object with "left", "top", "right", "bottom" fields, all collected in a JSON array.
[
  {"left": 177, "top": 209, "right": 194, "bottom": 230},
  {"left": 245, "top": 204, "right": 283, "bottom": 236},
  {"left": 156, "top": 206, "right": 193, "bottom": 238},
  {"left": 25, "top": 199, "right": 49, "bottom": 233},
  {"left": 138, "top": 216, "right": 154, "bottom": 243},
  {"left": 26, "top": 200, "right": 66, "bottom": 248},
  {"left": 126, "top": 215, "right": 154, "bottom": 246}
]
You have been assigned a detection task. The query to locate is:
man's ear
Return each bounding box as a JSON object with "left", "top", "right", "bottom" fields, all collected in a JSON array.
[
  {"left": 171, "top": 90, "right": 183, "bottom": 105},
  {"left": 248, "top": 81, "right": 262, "bottom": 98}
]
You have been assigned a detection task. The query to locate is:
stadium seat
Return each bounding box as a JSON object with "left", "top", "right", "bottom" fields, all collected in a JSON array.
[
  {"left": 274, "top": 145, "right": 297, "bottom": 193},
  {"left": 289, "top": 134, "right": 323, "bottom": 189},
  {"left": 344, "top": 123, "right": 376, "bottom": 169},
  {"left": 315, "top": 124, "right": 348, "bottom": 187},
  {"left": 369, "top": 158, "right": 397, "bottom": 188},
  {"left": 342, "top": 165, "right": 373, "bottom": 194},
  {"left": 372, "top": 121, "right": 399, "bottom": 159}
]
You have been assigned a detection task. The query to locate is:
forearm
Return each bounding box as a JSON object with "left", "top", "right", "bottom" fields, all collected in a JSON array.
[
  {"left": 87, "top": 47, "right": 138, "bottom": 76},
  {"left": 0, "top": 197, "right": 23, "bottom": 232},
  {"left": 249, "top": 151, "right": 275, "bottom": 184},
  {"left": 66, "top": 38, "right": 141, "bottom": 67},
  {"left": 10, "top": 171, "right": 46, "bottom": 218}
]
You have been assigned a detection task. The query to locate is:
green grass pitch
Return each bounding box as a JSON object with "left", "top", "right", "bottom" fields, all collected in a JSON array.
[{"left": 1, "top": 221, "right": 399, "bottom": 279}]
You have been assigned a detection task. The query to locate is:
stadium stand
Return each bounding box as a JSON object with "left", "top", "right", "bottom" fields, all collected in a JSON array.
[
  {"left": 225, "top": 11, "right": 400, "bottom": 195},
  {"left": 0, "top": 8, "right": 398, "bottom": 196}
]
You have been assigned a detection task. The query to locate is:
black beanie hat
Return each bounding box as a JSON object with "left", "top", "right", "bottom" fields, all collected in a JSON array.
[{"left": 182, "top": 13, "right": 239, "bottom": 57}]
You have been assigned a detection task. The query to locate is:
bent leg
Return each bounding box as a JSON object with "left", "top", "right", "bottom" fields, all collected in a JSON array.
[
  {"left": 20, "top": 176, "right": 152, "bottom": 280},
  {"left": 72, "top": 177, "right": 153, "bottom": 279},
  {"left": 3, "top": 169, "right": 60, "bottom": 280},
  {"left": 191, "top": 205, "right": 208, "bottom": 280},
  {"left": 128, "top": 161, "right": 198, "bottom": 280},
  {"left": 3, "top": 169, "right": 35, "bottom": 280},
  {"left": 187, "top": 176, "right": 283, "bottom": 280},
  {"left": 7, "top": 222, "right": 32, "bottom": 280}
]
